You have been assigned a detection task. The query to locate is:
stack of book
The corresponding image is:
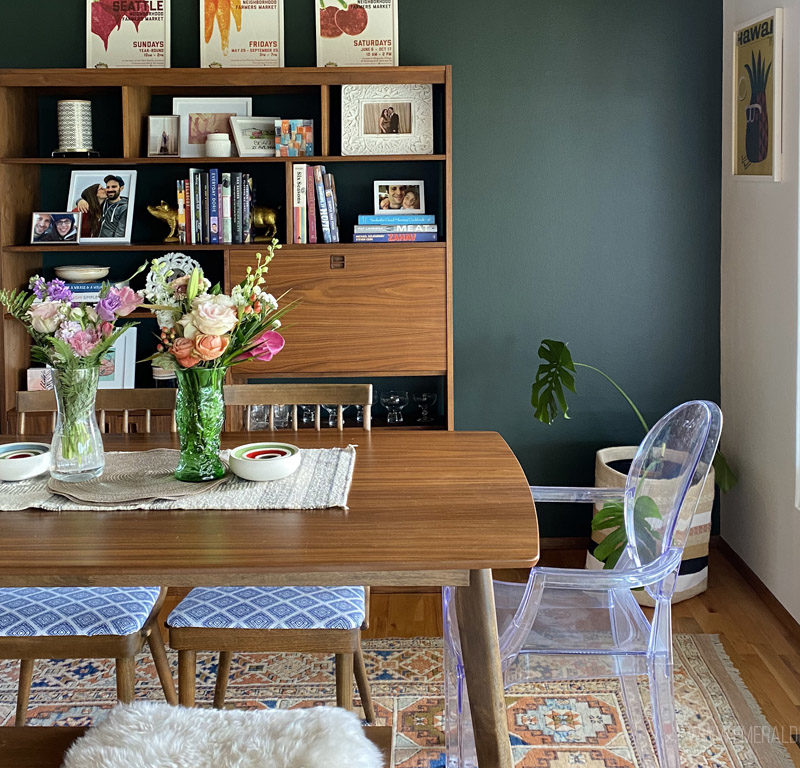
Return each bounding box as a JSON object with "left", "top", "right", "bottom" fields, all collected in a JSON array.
[
  {"left": 353, "top": 214, "right": 438, "bottom": 243},
  {"left": 176, "top": 169, "right": 256, "bottom": 245},
  {"left": 291, "top": 163, "right": 341, "bottom": 244},
  {"left": 68, "top": 282, "right": 103, "bottom": 303}
]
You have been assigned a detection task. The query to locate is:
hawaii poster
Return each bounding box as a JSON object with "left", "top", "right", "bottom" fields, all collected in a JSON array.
[
  {"left": 86, "top": 0, "right": 170, "bottom": 68},
  {"left": 200, "top": 0, "right": 284, "bottom": 67}
]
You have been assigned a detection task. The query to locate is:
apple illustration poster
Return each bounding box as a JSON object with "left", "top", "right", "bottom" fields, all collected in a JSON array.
[
  {"left": 316, "top": 0, "right": 398, "bottom": 67},
  {"left": 87, "top": 0, "right": 170, "bottom": 68},
  {"left": 200, "top": 0, "right": 284, "bottom": 68}
]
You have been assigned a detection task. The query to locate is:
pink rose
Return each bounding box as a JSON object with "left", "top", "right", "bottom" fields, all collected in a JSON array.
[
  {"left": 28, "top": 302, "right": 62, "bottom": 334},
  {"left": 68, "top": 328, "right": 101, "bottom": 357},
  {"left": 246, "top": 330, "right": 285, "bottom": 362},
  {"left": 171, "top": 336, "right": 200, "bottom": 368},
  {"left": 193, "top": 333, "right": 229, "bottom": 361},
  {"left": 109, "top": 285, "right": 142, "bottom": 317},
  {"left": 189, "top": 295, "right": 238, "bottom": 336}
]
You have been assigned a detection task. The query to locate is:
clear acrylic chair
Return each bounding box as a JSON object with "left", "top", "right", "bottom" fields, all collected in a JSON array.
[{"left": 442, "top": 400, "right": 722, "bottom": 768}]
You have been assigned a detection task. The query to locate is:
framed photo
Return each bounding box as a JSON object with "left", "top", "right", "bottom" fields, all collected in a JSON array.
[
  {"left": 373, "top": 181, "right": 425, "bottom": 215},
  {"left": 27, "top": 368, "right": 53, "bottom": 392},
  {"left": 316, "top": 0, "right": 397, "bottom": 67},
  {"left": 201, "top": 0, "right": 284, "bottom": 68},
  {"left": 67, "top": 170, "right": 137, "bottom": 244},
  {"left": 733, "top": 9, "right": 783, "bottom": 181},
  {"left": 230, "top": 116, "right": 279, "bottom": 157},
  {"left": 341, "top": 84, "right": 433, "bottom": 156},
  {"left": 98, "top": 327, "right": 137, "bottom": 389},
  {"left": 148, "top": 116, "right": 180, "bottom": 157},
  {"left": 86, "top": 0, "right": 170, "bottom": 69},
  {"left": 31, "top": 212, "right": 81, "bottom": 244},
  {"left": 173, "top": 97, "right": 252, "bottom": 158}
]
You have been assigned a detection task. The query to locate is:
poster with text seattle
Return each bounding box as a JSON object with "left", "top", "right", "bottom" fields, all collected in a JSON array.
[{"left": 87, "top": 0, "right": 170, "bottom": 68}]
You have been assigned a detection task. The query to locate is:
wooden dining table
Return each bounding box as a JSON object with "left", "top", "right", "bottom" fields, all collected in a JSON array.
[{"left": 0, "top": 430, "right": 539, "bottom": 768}]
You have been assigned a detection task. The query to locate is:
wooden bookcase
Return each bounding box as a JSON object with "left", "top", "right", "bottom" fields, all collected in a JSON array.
[{"left": 0, "top": 66, "right": 453, "bottom": 431}]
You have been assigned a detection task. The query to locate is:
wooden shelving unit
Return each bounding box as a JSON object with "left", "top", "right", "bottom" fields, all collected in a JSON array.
[{"left": 0, "top": 66, "right": 453, "bottom": 431}]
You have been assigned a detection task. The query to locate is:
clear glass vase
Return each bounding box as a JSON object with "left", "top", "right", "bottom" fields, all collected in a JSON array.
[
  {"left": 50, "top": 366, "right": 105, "bottom": 482},
  {"left": 174, "top": 366, "right": 227, "bottom": 482}
]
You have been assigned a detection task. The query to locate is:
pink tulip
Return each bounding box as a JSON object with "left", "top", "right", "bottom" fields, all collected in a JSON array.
[
  {"left": 246, "top": 330, "right": 284, "bottom": 362},
  {"left": 110, "top": 285, "right": 142, "bottom": 317}
]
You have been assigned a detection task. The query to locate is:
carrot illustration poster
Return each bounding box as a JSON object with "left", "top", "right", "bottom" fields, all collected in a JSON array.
[
  {"left": 87, "top": 0, "right": 170, "bottom": 68},
  {"left": 200, "top": 0, "right": 284, "bottom": 67},
  {"left": 316, "top": 0, "right": 398, "bottom": 67},
  {"left": 733, "top": 9, "right": 782, "bottom": 180}
]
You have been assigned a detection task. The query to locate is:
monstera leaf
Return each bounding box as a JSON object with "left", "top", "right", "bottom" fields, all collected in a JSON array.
[
  {"left": 530, "top": 339, "right": 575, "bottom": 424},
  {"left": 591, "top": 495, "right": 661, "bottom": 569}
]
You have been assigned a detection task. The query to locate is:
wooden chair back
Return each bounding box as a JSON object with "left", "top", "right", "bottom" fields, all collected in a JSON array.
[
  {"left": 223, "top": 383, "right": 373, "bottom": 431},
  {"left": 16, "top": 389, "right": 177, "bottom": 434}
]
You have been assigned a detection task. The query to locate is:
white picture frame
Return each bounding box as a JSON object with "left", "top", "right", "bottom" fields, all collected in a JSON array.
[
  {"left": 316, "top": 0, "right": 397, "bottom": 67},
  {"left": 98, "top": 326, "right": 137, "bottom": 389},
  {"left": 86, "top": 0, "right": 170, "bottom": 69},
  {"left": 373, "top": 181, "right": 426, "bottom": 215},
  {"left": 66, "top": 170, "right": 137, "bottom": 244},
  {"left": 200, "top": 0, "right": 284, "bottom": 68},
  {"left": 31, "top": 212, "right": 82, "bottom": 244},
  {"left": 148, "top": 116, "right": 180, "bottom": 157},
  {"left": 230, "top": 116, "right": 280, "bottom": 157},
  {"left": 341, "top": 84, "right": 433, "bottom": 156},
  {"left": 173, "top": 97, "right": 253, "bottom": 158}
]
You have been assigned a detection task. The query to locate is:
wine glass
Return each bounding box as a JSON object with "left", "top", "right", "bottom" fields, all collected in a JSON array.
[
  {"left": 380, "top": 390, "right": 408, "bottom": 425},
  {"left": 248, "top": 405, "right": 268, "bottom": 430},
  {"left": 300, "top": 405, "right": 315, "bottom": 425},
  {"left": 414, "top": 392, "right": 437, "bottom": 423},
  {"left": 321, "top": 404, "right": 338, "bottom": 428}
]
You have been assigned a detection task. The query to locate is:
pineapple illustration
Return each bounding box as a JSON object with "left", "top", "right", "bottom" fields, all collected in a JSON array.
[{"left": 744, "top": 51, "right": 771, "bottom": 163}]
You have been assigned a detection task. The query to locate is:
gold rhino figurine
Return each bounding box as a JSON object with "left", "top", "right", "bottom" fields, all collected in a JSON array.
[
  {"left": 252, "top": 206, "right": 279, "bottom": 242},
  {"left": 147, "top": 200, "right": 179, "bottom": 243}
]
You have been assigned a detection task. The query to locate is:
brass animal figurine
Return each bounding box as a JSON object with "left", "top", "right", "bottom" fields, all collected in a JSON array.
[
  {"left": 252, "top": 206, "right": 278, "bottom": 242},
  {"left": 147, "top": 200, "right": 180, "bottom": 243}
]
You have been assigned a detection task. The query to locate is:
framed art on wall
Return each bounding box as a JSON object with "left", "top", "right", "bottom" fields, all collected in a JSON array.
[
  {"left": 66, "top": 170, "right": 137, "bottom": 244},
  {"left": 86, "top": 0, "right": 170, "bottom": 68},
  {"left": 733, "top": 9, "right": 783, "bottom": 181},
  {"left": 98, "top": 327, "right": 137, "bottom": 389},
  {"left": 173, "top": 97, "right": 252, "bottom": 157},
  {"left": 201, "top": 0, "right": 284, "bottom": 67},
  {"left": 316, "top": 0, "right": 397, "bottom": 67}
]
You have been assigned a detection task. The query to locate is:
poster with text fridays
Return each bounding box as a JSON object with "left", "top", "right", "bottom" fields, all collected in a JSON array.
[
  {"left": 201, "top": 0, "right": 284, "bottom": 67},
  {"left": 316, "top": 0, "right": 397, "bottom": 67},
  {"left": 734, "top": 9, "right": 782, "bottom": 179},
  {"left": 87, "top": 0, "right": 170, "bottom": 68}
]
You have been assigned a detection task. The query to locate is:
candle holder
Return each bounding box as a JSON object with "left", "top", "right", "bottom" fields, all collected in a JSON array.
[{"left": 52, "top": 100, "right": 99, "bottom": 158}]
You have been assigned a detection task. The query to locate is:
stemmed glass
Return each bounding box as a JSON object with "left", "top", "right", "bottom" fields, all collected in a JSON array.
[
  {"left": 414, "top": 392, "right": 438, "bottom": 423},
  {"left": 300, "top": 405, "right": 315, "bottom": 425},
  {"left": 380, "top": 390, "right": 408, "bottom": 425},
  {"left": 321, "top": 404, "right": 338, "bottom": 428}
]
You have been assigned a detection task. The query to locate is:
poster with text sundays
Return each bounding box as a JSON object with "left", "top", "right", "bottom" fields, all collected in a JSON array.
[
  {"left": 201, "top": 0, "right": 284, "bottom": 67},
  {"left": 87, "top": 0, "right": 170, "bottom": 68},
  {"left": 316, "top": 0, "right": 397, "bottom": 67}
]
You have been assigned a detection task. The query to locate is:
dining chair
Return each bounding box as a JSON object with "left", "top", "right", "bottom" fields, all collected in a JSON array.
[
  {"left": 442, "top": 400, "right": 722, "bottom": 768},
  {"left": 0, "top": 586, "right": 177, "bottom": 724},
  {"left": 168, "top": 382, "right": 375, "bottom": 721}
]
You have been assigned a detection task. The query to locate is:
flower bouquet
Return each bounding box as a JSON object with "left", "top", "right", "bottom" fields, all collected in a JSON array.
[
  {"left": 0, "top": 277, "right": 141, "bottom": 481},
  {"left": 143, "top": 241, "right": 293, "bottom": 481}
]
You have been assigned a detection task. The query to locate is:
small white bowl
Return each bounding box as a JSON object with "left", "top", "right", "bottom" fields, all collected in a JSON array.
[
  {"left": 54, "top": 265, "right": 110, "bottom": 282},
  {"left": 0, "top": 443, "right": 50, "bottom": 481},
  {"left": 229, "top": 442, "right": 301, "bottom": 482}
]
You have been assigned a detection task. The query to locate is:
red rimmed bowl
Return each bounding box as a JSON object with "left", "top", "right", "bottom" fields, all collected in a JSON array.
[
  {"left": 229, "top": 442, "right": 301, "bottom": 482},
  {"left": 0, "top": 442, "right": 50, "bottom": 481}
]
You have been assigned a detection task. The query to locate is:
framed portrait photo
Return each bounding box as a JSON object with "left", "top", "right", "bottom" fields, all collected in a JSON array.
[
  {"left": 173, "top": 97, "right": 252, "bottom": 157},
  {"left": 373, "top": 181, "right": 425, "bottom": 215},
  {"left": 148, "top": 116, "right": 180, "bottom": 157},
  {"left": 98, "top": 326, "right": 137, "bottom": 389},
  {"left": 67, "top": 170, "right": 137, "bottom": 244},
  {"left": 342, "top": 84, "right": 433, "bottom": 156},
  {"left": 230, "top": 116, "right": 280, "bottom": 157},
  {"left": 31, "top": 212, "right": 82, "bottom": 244}
]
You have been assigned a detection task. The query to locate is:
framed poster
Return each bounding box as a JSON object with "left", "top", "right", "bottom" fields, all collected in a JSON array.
[
  {"left": 99, "top": 327, "right": 137, "bottom": 389},
  {"left": 201, "top": 0, "right": 284, "bottom": 67},
  {"left": 66, "top": 170, "right": 137, "bottom": 244},
  {"left": 316, "top": 0, "right": 397, "bottom": 67},
  {"left": 173, "top": 97, "right": 252, "bottom": 157},
  {"left": 87, "top": 0, "right": 170, "bottom": 68},
  {"left": 733, "top": 9, "right": 783, "bottom": 181}
]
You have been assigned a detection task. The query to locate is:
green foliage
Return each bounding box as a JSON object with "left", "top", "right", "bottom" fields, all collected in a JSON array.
[{"left": 591, "top": 495, "right": 662, "bottom": 569}]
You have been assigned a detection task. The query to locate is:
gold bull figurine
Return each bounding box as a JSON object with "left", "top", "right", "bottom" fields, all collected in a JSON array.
[
  {"left": 252, "top": 206, "right": 279, "bottom": 242},
  {"left": 147, "top": 200, "right": 180, "bottom": 243}
]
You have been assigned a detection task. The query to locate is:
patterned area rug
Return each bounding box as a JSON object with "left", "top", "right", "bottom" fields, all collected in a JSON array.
[{"left": 0, "top": 635, "right": 793, "bottom": 768}]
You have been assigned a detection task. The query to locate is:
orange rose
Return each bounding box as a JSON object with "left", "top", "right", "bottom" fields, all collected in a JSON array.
[
  {"left": 193, "top": 333, "right": 229, "bottom": 361},
  {"left": 172, "top": 336, "right": 200, "bottom": 368}
]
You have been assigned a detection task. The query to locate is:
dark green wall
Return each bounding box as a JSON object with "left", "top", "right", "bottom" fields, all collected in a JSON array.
[{"left": 0, "top": 1, "right": 722, "bottom": 536}]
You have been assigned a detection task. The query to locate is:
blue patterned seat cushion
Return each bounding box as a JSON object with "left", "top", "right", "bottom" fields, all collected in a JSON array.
[
  {"left": 0, "top": 587, "right": 162, "bottom": 637},
  {"left": 167, "top": 586, "right": 366, "bottom": 630}
]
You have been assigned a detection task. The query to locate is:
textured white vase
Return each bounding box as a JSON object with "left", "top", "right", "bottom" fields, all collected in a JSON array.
[{"left": 56, "top": 100, "right": 94, "bottom": 153}]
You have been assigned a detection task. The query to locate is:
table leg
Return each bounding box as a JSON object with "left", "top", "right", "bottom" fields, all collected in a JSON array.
[{"left": 455, "top": 568, "right": 512, "bottom": 768}]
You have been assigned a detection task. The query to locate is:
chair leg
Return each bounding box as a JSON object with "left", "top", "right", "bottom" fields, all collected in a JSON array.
[
  {"left": 178, "top": 650, "right": 197, "bottom": 707},
  {"left": 649, "top": 654, "right": 680, "bottom": 768},
  {"left": 15, "top": 659, "right": 34, "bottom": 726},
  {"left": 353, "top": 647, "right": 375, "bottom": 723},
  {"left": 115, "top": 656, "right": 136, "bottom": 703},
  {"left": 335, "top": 653, "right": 354, "bottom": 711},
  {"left": 147, "top": 628, "right": 177, "bottom": 705},
  {"left": 620, "top": 673, "right": 657, "bottom": 768},
  {"left": 214, "top": 651, "right": 232, "bottom": 709}
]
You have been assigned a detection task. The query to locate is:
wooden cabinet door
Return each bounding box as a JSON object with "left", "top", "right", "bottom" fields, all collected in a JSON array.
[{"left": 228, "top": 247, "right": 447, "bottom": 376}]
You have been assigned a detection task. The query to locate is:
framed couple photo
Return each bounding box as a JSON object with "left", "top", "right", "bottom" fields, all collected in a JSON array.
[
  {"left": 31, "top": 212, "right": 81, "bottom": 244},
  {"left": 374, "top": 181, "right": 425, "bottom": 214},
  {"left": 67, "top": 170, "right": 137, "bottom": 244}
]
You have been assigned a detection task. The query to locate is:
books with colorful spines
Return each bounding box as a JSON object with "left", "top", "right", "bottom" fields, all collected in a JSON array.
[
  {"left": 329, "top": 173, "right": 341, "bottom": 243},
  {"left": 66, "top": 282, "right": 103, "bottom": 292},
  {"left": 353, "top": 232, "right": 438, "bottom": 242},
  {"left": 208, "top": 168, "right": 220, "bottom": 244},
  {"left": 353, "top": 224, "right": 438, "bottom": 233},
  {"left": 242, "top": 173, "right": 253, "bottom": 244},
  {"left": 305, "top": 165, "right": 317, "bottom": 244},
  {"left": 201, "top": 172, "right": 211, "bottom": 244},
  {"left": 322, "top": 172, "right": 339, "bottom": 243},
  {"left": 189, "top": 168, "right": 203, "bottom": 245},
  {"left": 176, "top": 180, "right": 186, "bottom": 244},
  {"left": 231, "top": 171, "right": 243, "bottom": 244},
  {"left": 70, "top": 283, "right": 103, "bottom": 303},
  {"left": 183, "top": 179, "right": 192, "bottom": 244},
  {"left": 313, "top": 165, "right": 332, "bottom": 244},
  {"left": 358, "top": 214, "right": 436, "bottom": 225},
  {"left": 221, "top": 173, "right": 232, "bottom": 244},
  {"left": 292, "top": 164, "right": 307, "bottom": 244}
]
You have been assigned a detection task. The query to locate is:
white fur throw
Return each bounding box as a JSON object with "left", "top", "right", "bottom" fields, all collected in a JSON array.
[{"left": 61, "top": 702, "right": 384, "bottom": 768}]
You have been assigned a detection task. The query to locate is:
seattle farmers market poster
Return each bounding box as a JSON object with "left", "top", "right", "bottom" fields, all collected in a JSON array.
[
  {"left": 201, "top": 0, "right": 284, "bottom": 67},
  {"left": 316, "top": 0, "right": 398, "bottom": 67},
  {"left": 734, "top": 9, "right": 782, "bottom": 179},
  {"left": 87, "top": 0, "right": 170, "bottom": 68}
]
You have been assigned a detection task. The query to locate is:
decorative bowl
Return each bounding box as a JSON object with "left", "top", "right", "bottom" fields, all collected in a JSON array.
[
  {"left": 229, "top": 442, "right": 301, "bottom": 482},
  {"left": 0, "top": 443, "right": 50, "bottom": 481},
  {"left": 54, "top": 265, "right": 110, "bottom": 282}
]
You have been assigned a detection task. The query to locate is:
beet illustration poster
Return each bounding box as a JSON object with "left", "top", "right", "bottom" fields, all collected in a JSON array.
[
  {"left": 316, "top": 0, "right": 397, "bottom": 67},
  {"left": 87, "top": 0, "right": 170, "bottom": 68},
  {"left": 200, "top": 0, "right": 284, "bottom": 68}
]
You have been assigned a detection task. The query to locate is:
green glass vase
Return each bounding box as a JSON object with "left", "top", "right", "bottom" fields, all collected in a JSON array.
[{"left": 174, "top": 366, "right": 227, "bottom": 482}]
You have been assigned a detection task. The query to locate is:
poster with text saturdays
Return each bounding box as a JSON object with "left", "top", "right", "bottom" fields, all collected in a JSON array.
[
  {"left": 201, "top": 0, "right": 284, "bottom": 67},
  {"left": 87, "top": 0, "right": 170, "bottom": 68},
  {"left": 316, "top": 0, "right": 397, "bottom": 67}
]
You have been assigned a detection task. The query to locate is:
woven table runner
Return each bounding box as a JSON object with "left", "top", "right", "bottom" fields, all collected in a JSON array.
[{"left": 0, "top": 447, "right": 356, "bottom": 512}]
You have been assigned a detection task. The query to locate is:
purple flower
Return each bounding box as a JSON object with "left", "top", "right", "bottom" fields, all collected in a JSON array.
[
  {"left": 95, "top": 293, "right": 121, "bottom": 323},
  {"left": 46, "top": 279, "right": 72, "bottom": 302},
  {"left": 30, "top": 276, "right": 47, "bottom": 301}
]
